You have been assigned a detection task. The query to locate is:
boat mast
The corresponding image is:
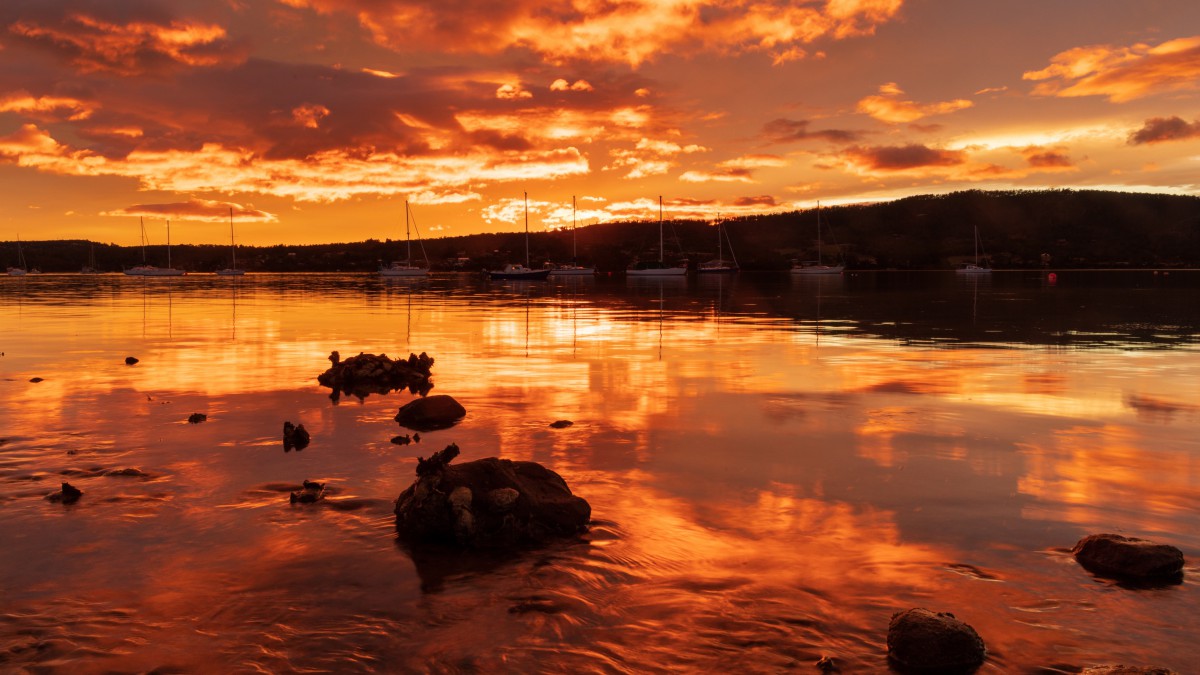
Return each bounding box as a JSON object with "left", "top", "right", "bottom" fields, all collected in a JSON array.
[
  {"left": 816, "top": 201, "right": 822, "bottom": 266},
  {"left": 658, "top": 195, "right": 664, "bottom": 263},
  {"left": 229, "top": 207, "right": 236, "bottom": 269},
  {"left": 572, "top": 195, "right": 577, "bottom": 261},
  {"left": 524, "top": 191, "right": 530, "bottom": 267},
  {"left": 167, "top": 219, "right": 172, "bottom": 269},
  {"left": 405, "top": 200, "right": 412, "bottom": 263},
  {"left": 140, "top": 217, "right": 147, "bottom": 263}
]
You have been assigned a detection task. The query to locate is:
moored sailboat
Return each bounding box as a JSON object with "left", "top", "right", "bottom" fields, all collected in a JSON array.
[
  {"left": 791, "top": 201, "right": 843, "bottom": 275},
  {"left": 217, "top": 207, "right": 245, "bottom": 275},
  {"left": 380, "top": 200, "right": 430, "bottom": 277},
  {"left": 489, "top": 193, "right": 551, "bottom": 280},
  {"left": 7, "top": 235, "right": 28, "bottom": 276},
  {"left": 628, "top": 196, "right": 687, "bottom": 276},
  {"left": 125, "top": 218, "right": 186, "bottom": 276},
  {"left": 549, "top": 196, "right": 595, "bottom": 276},
  {"left": 698, "top": 215, "right": 739, "bottom": 274},
  {"left": 955, "top": 225, "right": 992, "bottom": 274}
]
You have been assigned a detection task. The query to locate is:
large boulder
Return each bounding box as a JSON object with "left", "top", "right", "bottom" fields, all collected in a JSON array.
[
  {"left": 317, "top": 351, "right": 434, "bottom": 402},
  {"left": 1071, "top": 534, "right": 1185, "bottom": 582},
  {"left": 887, "top": 608, "right": 986, "bottom": 673},
  {"left": 394, "top": 444, "right": 590, "bottom": 548},
  {"left": 394, "top": 394, "right": 466, "bottom": 431}
]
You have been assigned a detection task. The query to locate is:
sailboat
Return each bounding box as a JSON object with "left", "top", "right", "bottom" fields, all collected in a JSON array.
[
  {"left": 380, "top": 200, "right": 430, "bottom": 277},
  {"left": 628, "top": 196, "right": 687, "bottom": 276},
  {"left": 7, "top": 235, "right": 28, "bottom": 276},
  {"left": 792, "top": 201, "right": 843, "bottom": 275},
  {"left": 81, "top": 243, "right": 99, "bottom": 274},
  {"left": 489, "top": 192, "right": 552, "bottom": 280},
  {"left": 125, "top": 218, "right": 186, "bottom": 276},
  {"left": 698, "top": 214, "right": 739, "bottom": 274},
  {"left": 955, "top": 225, "right": 992, "bottom": 274},
  {"left": 550, "top": 196, "right": 595, "bottom": 276},
  {"left": 217, "top": 207, "right": 246, "bottom": 275}
]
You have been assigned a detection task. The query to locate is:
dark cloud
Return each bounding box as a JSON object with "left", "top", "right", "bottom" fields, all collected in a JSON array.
[
  {"left": 845, "top": 143, "right": 965, "bottom": 170},
  {"left": 762, "top": 118, "right": 862, "bottom": 144},
  {"left": 733, "top": 195, "right": 778, "bottom": 207},
  {"left": 1023, "top": 148, "right": 1074, "bottom": 168},
  {"left": 1128, "top": 115, "right": 1200, "bottom": 145},
  {"left": 110, "top": 199, "right": 274, "bottom": 221}
]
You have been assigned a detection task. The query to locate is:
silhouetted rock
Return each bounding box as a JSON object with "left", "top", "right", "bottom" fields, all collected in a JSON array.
[
  {"left": 1084, "top": 662, "right": 1176, "bottom": 667},
  {"left": 29, "top": 377, "right": 43, "bottom": 383},
  {"left": 283, "top": 421, "right": 310, "bottom": 451},
  {"left": 46, "top": 482, "right": 83, "bottom": 504},
  {"left": 816, "top": 655, "right": 840, "bottom": 673},
  {"left": 317, "top": 351, "right": 434, "bottom": 401},
  {"left": 549, "top": 420, "right": 574, "bottom": 428},
  {"left": 394, "top": 443, "right": 590, "bottom": 548},
  {"left": 1072, "top": 533, "right": 1185, "bottom": 582},
  {"left": 290, "top": 479, "right": 325, "bottom": 504},
  {"left": 394, "top": 394, "right": 466, "bottom": 431},
  {"left": 391, "top": 434, "right": 411, "bottom": 445},
  {"left": 125, "top": 356, "right": 139, "bottom": 365},
  {"left": 887, "top": 608, "right": 986, "bottom": 673},
  {"left": 187, "top": 413, "right": 207, "bottom": 424}
]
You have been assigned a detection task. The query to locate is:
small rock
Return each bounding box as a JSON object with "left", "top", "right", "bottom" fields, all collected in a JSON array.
[
  {"left": 412, "top": 433, "right": 421, "bottom": 443},
  {"left": 45, "top": 482, "right": 83, "bottom": 504},
  {"left": 394, "top": 394, "right": 466, "bottom": 431},
  {"left": 29, "top": 377, "right": 43, "bottom": 383},
  {"left": 816, "top": 655, "right": 840, "bottom": 673},
  {"left": 549, "top": 420, "right": 574, "bottom": 429},
  {"left": 125, "top": 356, "right": 139, "bottom": 365},
  {"left": 187, "top": 413, "right": 207, "bottom": 424},
  {"left": 283, "top": 421, "right": 310, "bottom": 451},
  {"left": 290, "top": 479, "right": 325, "bottom": 504},
  {"left": 1072, "top": 533, "right": 1185, "bottom": 582},
  {"left": 391, "top": 434, "right": 411, "bottom": 445},
  {"left": 887, "top": 608, "right": 986, "bottom": 673}
]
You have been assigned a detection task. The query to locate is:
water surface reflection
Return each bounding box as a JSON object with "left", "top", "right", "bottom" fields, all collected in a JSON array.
[{"left": 1, "top": 272, "right": 1197, "bottom": 672}]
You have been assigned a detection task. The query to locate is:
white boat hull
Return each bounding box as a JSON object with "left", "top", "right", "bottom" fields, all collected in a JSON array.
[
  {"left": 489, "top": 264, "right": 551, "bottom": 280},
  {"left": 379, "top": 266, "right": 428, "bottom": 277},
  {"left": 216, "top": 269, "right": 246, "bottom": 276},
  {"left": 627, "top": 266, "right": 687, "bottom": 276},
  {"left": 7, "top": 267, "right": 27, "bottom": 276},
  {"left": 549, "top": 267, "right": 595, "bottom": 276},
  {"left": 955, "top": 265, "right": 992, "bottom": 275},
  {"left": 791, "top": 265, "right": 843, "bottom": 275},
  {"left": 125, "top": 266, "right": 186, "bottom": 276}
]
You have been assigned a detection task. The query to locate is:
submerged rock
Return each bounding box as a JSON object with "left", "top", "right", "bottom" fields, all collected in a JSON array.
[
  {"left": 394, "top": 443, "right": 590, "bottom": 548},
  {"left": 887, "top": 608, "right": 986, "bottom": 673},
  {"left": 125, "top": 356, "right": 139, "bottom": 365},
  {"left": 290, "top": 479, "right": 325, "bottom": 504},
  {"left": 283, "top": 421, "right": 310, "bottom": 451},
  {"left": 549, "top": 420, "right": 574, "bottom": 429},
  {"left": 317, "top": 351, "right": 434, "bottom": 402},
  {"left": 45, "top": 482, "right": 83, "bottom": 504},
  {"left": 1072, "top": 533, "right": 1185, "bottom": 582},
  {"left": 187, "top": 413, "right": 207, "bottom": 424},
  {"left": 394, "top": 394, "right": 466, "bottom": 431}
]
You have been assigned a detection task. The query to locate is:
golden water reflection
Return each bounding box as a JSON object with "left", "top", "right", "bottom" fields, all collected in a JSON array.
[{"left": 1, "top": 273, "right": 1198, "bottom": 671}]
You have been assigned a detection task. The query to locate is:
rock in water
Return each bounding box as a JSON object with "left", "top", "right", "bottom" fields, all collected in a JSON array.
[
  {"left": 317, "top": 351, "right": 434, "bottom": 401},
  {"left": 46, "top": 482, "right": 83, "bottom": 504},
  {"left": 283, "top": 421, "right": 310, "bottom": 451},
  {"left": 549, "top": 420, "right": 574, "bottom": 429},
  {"left": 887, "top": 608, "right": 986, "bottom": 673},
  {"left": 187, "top": 413, "right": 207, "bottom": 424},
  {"left": 1072, "top": 533, "right": 1185, "bottom": 582},
  {"left": 394, "top": 443, "right": 590, "bottom": 548},
  {"left": 125, "top": 356, "right": 139, "bottom": 365},
  {"left": 394, "top": 395, "right": 466, "bottom": 431},
  {"left": 1082, "top": 667, "right": 1179, "bottom": 675},
  {"left": 290, "top": 479, "right": 325, "bottom": 504}
]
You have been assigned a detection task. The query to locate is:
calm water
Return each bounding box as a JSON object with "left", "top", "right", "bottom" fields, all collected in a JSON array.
[{"left": 1, "top": 271, "right": 1198, "bottom": 673}]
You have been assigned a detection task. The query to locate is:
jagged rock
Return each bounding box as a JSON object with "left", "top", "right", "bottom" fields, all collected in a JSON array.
[
  {"left": 394, "top": 443, "right": 590, "bottom": 548},
  {"left": 290, "top": 479, "right": 325, "bottom": 504},
  {"left": 46, "top": 482, "right": 83, "bottom": 504},
  {"left": 391, "top": 434, "right": 412, "bottom": 445},
  {"left": 317, "top": 351, "right": 434, "bottom": 402},
  {"left": 887, "top": 608, "right": 986, "bottom": 673},
  {"left": 283, "top": 421, "right": 310, "bottom": 451},
  {"left": 549, "top": 420, "right": 573, "bottom": 429},
  {"left": 816, "top": 656, "right": 840, "bottom": 673},
  {"left": 1084, "top": 662, "right": 1176, "bottom": 667},
  {"left": 394, "top": 394, "right": 466, "bottom": 431},
  {"left": 1072, "top": 533, "right": 1185, "bottom": 582},
  {"left": 125, "top": 356, "right": 139, "bottom": 365},
  {"left": 187, "top": 413, "right": 207, "bottom": 424}
]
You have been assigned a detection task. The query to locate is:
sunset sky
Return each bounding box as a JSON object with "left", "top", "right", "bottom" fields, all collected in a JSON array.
[{"left": 2, "top": 0, "right": 1199, "bottom": 246}]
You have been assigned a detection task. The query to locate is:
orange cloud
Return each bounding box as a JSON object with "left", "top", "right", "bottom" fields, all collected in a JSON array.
[
  {"left": 0, "top": 124, "right": 589, "bottom": 203},
  {"left": 286, "top": 0, "right": 904, "bottom": 66},
  {"left": 291, "top": 103, "right": 330, "bottom": 129},
  {"left": 1020, "top": 146, "right": 1076, "bottom": 170},
  {"left": 550, "top": 78, "right": 594, "bottom": 92},
  {"left": 856, "top": 82, "right": 973, "bottom": 123},
  {"left": 0, "top": 92, "right": 94, "bottom": 121},
  {"left": 8, "top": 10, "right": 239, "bottom": 75},
  {"left": 678, "top": 154, "right": 787, "bottom": 183},
  {"left": 1024, "top": 35, "right": 1200, "bottom": 102},
  {"left": 1128, "top": 115, "right": 1200, "bottom": 144},
  {"left": 606, "top": 137, "right": 709, "bottom": 179}
]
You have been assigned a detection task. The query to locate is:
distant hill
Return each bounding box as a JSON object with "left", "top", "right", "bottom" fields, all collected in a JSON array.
[{"left": 5, "top": 189, "right": 1199, "bottom": 272}]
